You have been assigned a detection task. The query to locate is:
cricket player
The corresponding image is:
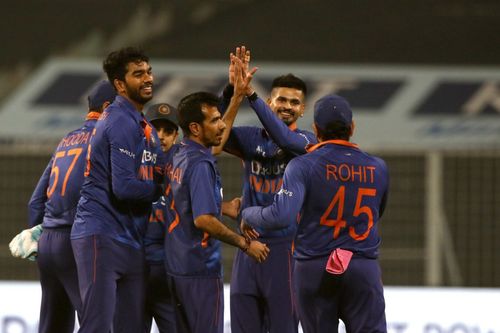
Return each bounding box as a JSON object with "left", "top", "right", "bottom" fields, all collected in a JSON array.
[
  {"left": 165, "top": 88, "right": 270, "bottom": 333},
  {"left": 218, "top": 46, "right": 316, "bottom": 333},
  {"left": 71, "top": 47, "right": 164, "bottom": 333},
  {"left": 143, "top": 102, "right": 179, "bottom": 333},
  {"left": 242, "top": 94, "right": 389, "bottom": 333},
  {"left": 27, "top": 80, "right": 116, "bottom": 333}
]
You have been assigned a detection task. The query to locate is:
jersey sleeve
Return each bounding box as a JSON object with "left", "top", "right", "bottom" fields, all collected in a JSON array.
[
  {"left": 241, "top": 158, "right": 307, "bottom": 230},
  {"left": 249, "top": 97, "right": 315, "bottom": 156},
  {"left": 189, "top": 161, "right": 220, "bottom": 219},
  {"left": 28, "top": 158, "right": 52, "bottom": 227},
  {"left": 108, "top": 120, "right": 160, "bottom": 202},
  {"left": 223, "top": 126, "right": 254, "bottom": 159}
]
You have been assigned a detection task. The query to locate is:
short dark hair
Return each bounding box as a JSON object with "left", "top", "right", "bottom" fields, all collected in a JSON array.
[
  {"left": 177, "top": 92, "right": 220, "bottom": 136},
  {"left": 271, "top": 74, "right": 307, "bottom": 96},
  {"left": 316, "top": 121, "right": 351, "bottom": 141},
  {"left": 103, "top": 47, "right": 149, "bottom": 86}
]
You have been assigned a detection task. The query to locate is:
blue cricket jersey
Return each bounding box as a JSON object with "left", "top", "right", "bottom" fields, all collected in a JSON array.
[
  {"left": 71, "top": 96, "right": 163, "bottom": 250},
  {"left": 144, "top": 146, "right": 179, "bottom": 263},
  {"left": 28, "top": 113, "right": 100, "bottom": 228},
  {"left": 242, "top": 140, "right": 389, "bottom": 260},
  {"left": 223, "top": 95, "right": 316, "bottom": 242},
  {"left": 164, "top": 138, "right": 223, "bottom": 277}
]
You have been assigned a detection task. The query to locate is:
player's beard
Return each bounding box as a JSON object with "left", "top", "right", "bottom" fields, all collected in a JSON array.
[
  {"left": 276, "top": 108, "right": 297, "bottom": 126},
  {"left": 126, "top": 84, "right": 153, "bottom": 106}
]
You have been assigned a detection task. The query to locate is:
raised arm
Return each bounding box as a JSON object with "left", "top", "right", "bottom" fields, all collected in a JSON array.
[
  {"left": 248, "top": 96, "right": 315, "bottom": 156},
  {"left": 212, "top": 50, "right": 257, "bottom": 155}
]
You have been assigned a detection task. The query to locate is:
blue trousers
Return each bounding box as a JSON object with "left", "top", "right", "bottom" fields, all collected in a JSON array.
[
  {"left": 144, "top": 262, "right": 175, "bottom": 333},
  {"left": 168, "top": 274, "right": 223, "bottom": 333},
  {"left": 294, "top": 255, "right": 387, "bottom": 333},
  {"left": 37, "top": 227, "right": 81, "bottom": 333},
  {"left": 230, "top": 240, "right": 298, "bottom": 333},
  {"left": 72, "top": 234, "right": 146, "bottom": 333}
]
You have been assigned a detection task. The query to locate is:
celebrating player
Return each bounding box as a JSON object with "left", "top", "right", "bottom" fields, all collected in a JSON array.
[
  {"left": 218, "top": 46, "right": 316, "bottom": 333},
  {"left": 27, "top": 80, "right": 116, "bottom": 333},
  {"left": 71, "top": 47, "right": 164, "bottom": 333},
  {"left": 242, "top": 94, "right": 389, "bottom": 332},
  {"left": 165, "top": 81, "right": 269, "bottom": 332}
]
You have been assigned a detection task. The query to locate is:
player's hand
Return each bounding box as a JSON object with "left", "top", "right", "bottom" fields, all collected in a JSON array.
[
  {"left": 221, "top": 196, "right": 241, "bottom": 220},
  {"left": 233, "top": 55, "right": 257, "bottom": 99},
  {"left": 245, "top": 240, "right": 269, "bottom": 263},
  {"left": 240, "top": 220, "right": 259, "bottom": 239},
  {"left": 228, "top": 45, "right": 252, "bottom": 86}
]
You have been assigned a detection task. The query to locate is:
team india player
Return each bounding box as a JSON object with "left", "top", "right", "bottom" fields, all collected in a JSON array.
[
  {"left": 71, "top": 47, "right": 164, "bottom": 333},
  {"left": 242, "top": 94, "right": 389, "bottom": 333},
  {"left": 143, "top": 102, "right": 179, "bottom": 333},
  {"left": 28, "top": 81, "right": 116, "bottom": 333},
  {"left": 219, "top": 46, "right": 316, "bottom": 333},
  {"left": 165, "top": 89, "right": 270, "bottom": 333}
]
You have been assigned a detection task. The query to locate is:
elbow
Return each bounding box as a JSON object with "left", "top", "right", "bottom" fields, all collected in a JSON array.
[{"left": 112, "top": 182, "right": 136, "bottom": 201}]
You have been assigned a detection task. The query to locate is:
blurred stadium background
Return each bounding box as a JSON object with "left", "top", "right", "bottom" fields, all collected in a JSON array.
[{"left": 1, "top": 0, "right": 499, "bottom": 292}]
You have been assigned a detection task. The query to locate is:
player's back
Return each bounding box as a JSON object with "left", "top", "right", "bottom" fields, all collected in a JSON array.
[
  {"left": 292, "top": 140, "right": 389, "bottom": 260},
  {"left": 42, "top": 119, "right": 97, "bottom": 228}
]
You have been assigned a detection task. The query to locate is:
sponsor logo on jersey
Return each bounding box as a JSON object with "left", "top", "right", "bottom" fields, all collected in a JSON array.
[
  {"left": 141, "top": 150, "right": 157, "bottom": 164},
  {"left": 251, "top": 160, "right": 286, "bottom": 176},
  {"left": 119, "top": 148, "right": 135, "bottom": 158},
  {"left": 277, "top": 188, "right": 293, "bottom": 197}
]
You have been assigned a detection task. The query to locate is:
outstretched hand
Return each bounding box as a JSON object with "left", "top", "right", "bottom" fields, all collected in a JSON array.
[
  {"left": 232, "top": 54, "right": 258, "bottom": 98},
  {"left": 228, "top": 45, "right": 254, "bottom": 87}
]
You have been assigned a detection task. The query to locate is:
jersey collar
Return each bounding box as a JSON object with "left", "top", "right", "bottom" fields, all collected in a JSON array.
[
  {"left": 306, "top": 139, "right": 358, "bottom": 153},
  {"left": 181, "top": 137, "right": 212, "bottom": 154},
  {"left": 85, "top": 111, "right": 101, "bottom": 120}
]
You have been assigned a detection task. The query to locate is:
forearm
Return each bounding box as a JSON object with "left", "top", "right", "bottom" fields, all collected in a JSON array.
[
  {"left": 250, "top": 97, "right": 311, "bottom": 155},
  {"left": 194, "top": 214, "right": 246, "bottom": 250},
  {"left": 213, "top": 90, "right": 244, "bottom": 155},
  {"left": 242, "top": 206, "right": 293, "bottom": 230}
]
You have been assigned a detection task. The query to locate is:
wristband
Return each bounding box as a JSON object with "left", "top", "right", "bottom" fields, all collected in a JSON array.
[
  {"left": 223, "top": 84, "right": 234, "bottom": 99},
  {"left": 247, "top": 91, "right": 258, "bottom": 102},
  {"left": 241, "top": 238, "right": 251, "bottom": 252}
]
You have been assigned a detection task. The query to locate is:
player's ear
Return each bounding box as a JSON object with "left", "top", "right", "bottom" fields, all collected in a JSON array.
[
  {"left": 189, "top": 122, "right": 201, "bottom": 137},
  {"left": 101, "top": 101, "right": 111, "bottom": 111},
  {"left": 349, "top": 121, "right": 356, "bottom": 137},
  {"left": 113, "top": 79, "right": 126, "bottom": 95}
]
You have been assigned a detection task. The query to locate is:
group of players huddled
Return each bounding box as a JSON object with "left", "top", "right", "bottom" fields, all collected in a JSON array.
[{"left": 24, "top": 45, "right": 389, "bottom": 333}]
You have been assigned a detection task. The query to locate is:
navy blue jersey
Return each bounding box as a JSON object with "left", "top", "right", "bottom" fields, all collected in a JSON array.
[
  {"left": 72, "top": 96, "right": 163, "bottom": 249},
  {"left": 164, "top": 139, "right": 223, "bottom": 277},
  {"left": 224, "top": 97, "right": 316, "bottom": 241},
  {"left": 242, "top": 140, "right": 389, "bottom": 259},
  {"left": 28, "top": 113, "right": 100, "bottom": 228},
  {"left": 145, "top": 146, "right": 180, "bottom": 263}
]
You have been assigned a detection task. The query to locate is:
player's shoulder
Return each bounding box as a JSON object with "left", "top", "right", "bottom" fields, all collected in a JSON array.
[
  {"left": 296, "top": 128, "right": 315, "bottom": 137},
  {"left": 359, "top": 149, "right": 388, "bottom": 171},
  {"left": 287, "top": 151, "right": 315, "bottom": 172}
]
